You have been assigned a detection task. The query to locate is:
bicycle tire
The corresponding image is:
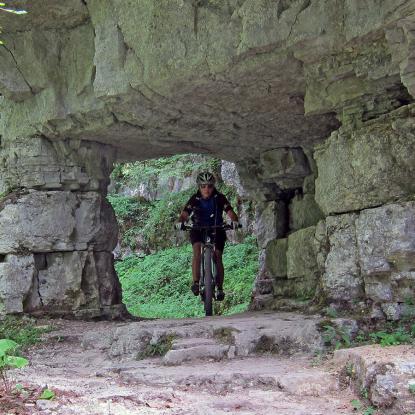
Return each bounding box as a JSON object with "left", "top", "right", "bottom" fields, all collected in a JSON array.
[{"left": 203, "top": 246, "right": 214, "bottom": 316}]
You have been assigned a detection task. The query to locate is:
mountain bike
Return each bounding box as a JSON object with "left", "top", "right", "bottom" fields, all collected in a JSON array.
[{"left": 181, "top": 223, "right": 242, "bottom": 316}]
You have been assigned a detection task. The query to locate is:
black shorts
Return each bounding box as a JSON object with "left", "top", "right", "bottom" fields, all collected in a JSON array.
[{"left": 190, "top": 229, "right": 227, "bottom": 252}]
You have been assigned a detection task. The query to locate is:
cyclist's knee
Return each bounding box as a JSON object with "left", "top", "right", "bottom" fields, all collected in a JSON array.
[
  {"left": 214, "top": 250, "right": 223, "bottom": 262},
  {"left": 192, "top": 243, "right": 202, "bottom": 258}
]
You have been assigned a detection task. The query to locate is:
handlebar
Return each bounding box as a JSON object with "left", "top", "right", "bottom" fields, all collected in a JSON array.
[{"left": 179, "top": 223, "right": 242, "bottom": 231}]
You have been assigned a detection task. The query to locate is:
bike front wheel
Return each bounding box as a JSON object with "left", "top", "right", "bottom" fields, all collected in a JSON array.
[{"left": 202, "top": 246, "right": 214, "bottom": 316}]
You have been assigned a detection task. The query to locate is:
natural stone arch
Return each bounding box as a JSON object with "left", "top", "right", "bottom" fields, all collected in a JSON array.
[{"left": 0, "top": 0, "right": 415, "bottom": 320}]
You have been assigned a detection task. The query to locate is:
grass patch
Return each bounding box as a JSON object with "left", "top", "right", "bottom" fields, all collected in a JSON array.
[
  {"left": 0, "top": 316, "right": 53, "bottom": 349},
  {"left": 116, "top": 236, "right": 258, "bottom": 319}
]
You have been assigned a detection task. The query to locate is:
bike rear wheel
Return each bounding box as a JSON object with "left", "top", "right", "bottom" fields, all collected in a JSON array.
[{"left": 202, "top": 246, "right": 214, "bottom": 316}]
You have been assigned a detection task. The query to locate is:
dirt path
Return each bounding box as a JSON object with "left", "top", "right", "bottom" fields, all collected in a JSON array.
[{"left": 8, "top": 312, "right": 362, "bottom": 414}]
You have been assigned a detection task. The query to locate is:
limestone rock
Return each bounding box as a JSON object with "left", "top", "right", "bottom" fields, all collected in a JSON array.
[
  {"left": 254, "top": 201, "right": 287, "bottom": 248},
  {"left": 288, "top": 193, "right": 324, "bottom": 231},
  {"left": 315, "top": 107, "right": 415, "bottom": 215},
  {"left": 221, "top": 160, "right": 245, "bottom": 197},
  {"left": 28, "top": 251, "right": 121, "bottom": 314},
  {"left": 259, "top": 147, "right": 311, "bottom": 190},
  {"left": 320, "top": 214, "right": 364, "bottom": 303},
  {"left": 356, "top": 201, "right": 415, "bottom": 306},
  {"left": 264, "top": 238, "right": 287, "bottom": 279},
  {"left": 334, "top": 345, "right": 415, "bottom": 414},
  {"left": 286, "top": 226, "right": 319, "bottom": 299},
  {"left": 0, "top": 191, "right": 118, "bottom": 254},
  {"left": 0, "top": 137, "right": 115, "bottom": 194},
  {"left": 0, "top": 254, "right": 35, "bottom": 313}
]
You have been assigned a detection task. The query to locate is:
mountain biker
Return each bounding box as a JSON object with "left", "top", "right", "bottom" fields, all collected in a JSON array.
[{"left": 177, "top": 171, "right": 239, "bottom": 301}]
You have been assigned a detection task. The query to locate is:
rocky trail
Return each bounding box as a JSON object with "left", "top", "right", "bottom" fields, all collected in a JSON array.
[{"left": 2, "top": 311, "right": 413, "bottom": 415}]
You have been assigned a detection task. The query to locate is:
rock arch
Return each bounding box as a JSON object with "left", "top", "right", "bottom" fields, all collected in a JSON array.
[{"left": 1, "top": 0, "right": 414, "bottom": 319}]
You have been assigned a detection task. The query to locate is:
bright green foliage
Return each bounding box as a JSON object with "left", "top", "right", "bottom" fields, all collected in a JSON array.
[
  {"left": 320, "top": 323, "right": 351, "bottom": 350},
  {"left": 0, "top": 316, "right": 53, "bottom": 348},
  {"left": 116, "top": 236, "right": 258, "bottom": 318},
  {"left": 368, "top": 328, "right": 412, "bottom": 347},
  {"left": 111, "top": 155, "right": 220, "bottom": 191},
  {"left": 108, "top": 154, "right": 238, "bottom": 253},
  {"left": 0, "top": 339, "right": 29, "bottom": 392},
  {"left": 107, "top": 194, "right": 152, "bottom": 250},
  {"left": 351, "top": 399, "right": 362, "bottom": 410},
  {"left": 409, "top": 383, "right": 415, "bottom": 394},
  {"left": 140, "top": 188, "right": 194, "bottom": 250},
  {"left": 109, "top": 189, "right": 194, "bottom": 251},
  {"left": 39, "top": 388, "right": 55, "bottom": 400},
  {"left": 109, "top": 184, "right": 240, "bottom": 252}
]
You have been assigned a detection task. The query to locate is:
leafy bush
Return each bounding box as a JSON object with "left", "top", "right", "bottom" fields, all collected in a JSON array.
[
  {"left": 115, "top": 236, "right": 258, "bottom": 318},
  {"left": 0, "top": 339, "right": 28, "bottom": 393}
]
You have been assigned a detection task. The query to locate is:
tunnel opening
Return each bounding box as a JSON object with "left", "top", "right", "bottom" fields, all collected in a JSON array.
[
  {"left": 0, "top": 0, "right": 414, "bottom": 324},
  {"left": 108, "top": 153, "right": 259, "bottom": 319}
]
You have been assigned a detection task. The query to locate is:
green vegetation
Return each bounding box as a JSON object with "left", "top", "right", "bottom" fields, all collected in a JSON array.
[
  {"left": 350, "top": 399, "right": 376, "bottom": 415},
  {"left": 111, "top": 155, "right": 220, "bottom": 191},
  {"left": 116, "top": 235, "right": 258, "bottom": 319},
  {"left": 0, "top": 316, "right": 53, "bottom": 348},
  {"left": 108, "top": 154, "right": 240, "bottom": 252},
  {"left": 109, "top": 154, "right": 256, "bottom": 319},
  {"left": 319, "top": 318, "right": 415, "bottom": 351},
  {"left": 0, "top": 339, "right": 28, "bottom": 393},
  {"left": 39, "top": 388, "right": 55, "bottom": 400}
]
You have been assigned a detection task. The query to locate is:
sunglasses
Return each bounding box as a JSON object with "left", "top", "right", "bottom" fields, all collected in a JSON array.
[{"left": 200, "top": 184, "right": 214, "bottom": 189}]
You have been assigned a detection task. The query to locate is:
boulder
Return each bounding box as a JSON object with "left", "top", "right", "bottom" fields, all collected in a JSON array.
[
  {"left": 0, "top": 191, "right": 118, "bottom": 254},
  {"left": 286, "top": 226, "right": 319, "bottom": 299},
  {"left": 259, "top": 147, "right": 311, "bottom": 190},
  {"left": 320, "top": 214, "right": 364, "bottom": 303},
  {"left": 264, "top": 238, "right": 287, "bottom": 279},
  {"left": 254, "top": 201, "right": 288, "bottom": 248},
  {"left": 0, "top": 136, "right": 115, "bottom": 193},
  {"left": 315, "top": 107, "right": 415, "bottom": 215},
  {"left": 0, "top": 254, "right": 35, "bottom": 313},
  {"left": 288, "top": 193, "right": 324, "bottom": 231}
]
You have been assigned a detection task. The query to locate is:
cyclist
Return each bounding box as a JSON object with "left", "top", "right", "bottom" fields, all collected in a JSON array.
[{"left": 177, "top": 171, "right": 239, "bottom": 301}]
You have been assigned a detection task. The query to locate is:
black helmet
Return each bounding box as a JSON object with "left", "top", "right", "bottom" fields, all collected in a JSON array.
[{"left": 196, "top": 171, "right": 215, "bottom": 186}]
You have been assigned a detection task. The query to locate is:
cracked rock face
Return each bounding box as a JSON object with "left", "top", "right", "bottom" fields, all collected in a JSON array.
[
  {"left": 0, "top": 137, "right": 125, "bottom": 318},
  {"left": 1, "top": 1, "right": 415, "bottom": 317}
]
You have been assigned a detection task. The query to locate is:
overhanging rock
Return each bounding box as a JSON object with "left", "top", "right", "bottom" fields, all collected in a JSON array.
[{"left": 1, "top": 1, "right": 415, "bottom": 318}]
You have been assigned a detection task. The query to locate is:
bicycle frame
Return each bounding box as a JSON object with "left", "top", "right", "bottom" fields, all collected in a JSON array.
[{"left": 181, "top": 223, "right": 241, "bottom": 316}]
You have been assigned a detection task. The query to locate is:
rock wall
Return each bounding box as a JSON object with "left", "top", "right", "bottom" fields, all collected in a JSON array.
[
  {"left": 251, "top": 105, "right": 415, "bottom": 321},
  {"left": 1, "top": 1, "right": 415, "bottom": 319},
  {"left": 0, "top": 136, "right": 127, "bottom": 318}
]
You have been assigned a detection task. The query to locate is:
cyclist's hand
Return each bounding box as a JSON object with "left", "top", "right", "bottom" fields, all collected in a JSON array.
[
  {"left": 174, "top": 222, "right": 186, "bottom": 231},
  {"left": 231, "top": 221, "right": 241, "bottom": 230}
]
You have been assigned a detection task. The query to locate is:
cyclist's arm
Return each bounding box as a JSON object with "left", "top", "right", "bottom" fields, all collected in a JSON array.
[
  {"left": 178, "top": 195, "right": 195, "bottom": 222},
  {"left": 226, "top": 209, "right": 238, "bottom": 222},
  {"left": 178, "top": 210, "right": 190, "bottom": 222},
  {"left": 222, "top": 194, "right": 239, "bottom": 222}
]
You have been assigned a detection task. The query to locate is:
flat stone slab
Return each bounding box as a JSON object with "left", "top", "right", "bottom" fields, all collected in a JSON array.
[
  {"left": 334, "top": 344, "right": 415, "bottom": 414},
  {"left": 163, "top": 343, "right": 230, "bottom": 366},
  {"left": 81, "top": 311, "right": 325, "bottom": 360}
]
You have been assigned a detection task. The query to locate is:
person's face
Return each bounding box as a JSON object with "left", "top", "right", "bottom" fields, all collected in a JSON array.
[{"left": 199, "top": 183, "right": 214, "bottom": 198}]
